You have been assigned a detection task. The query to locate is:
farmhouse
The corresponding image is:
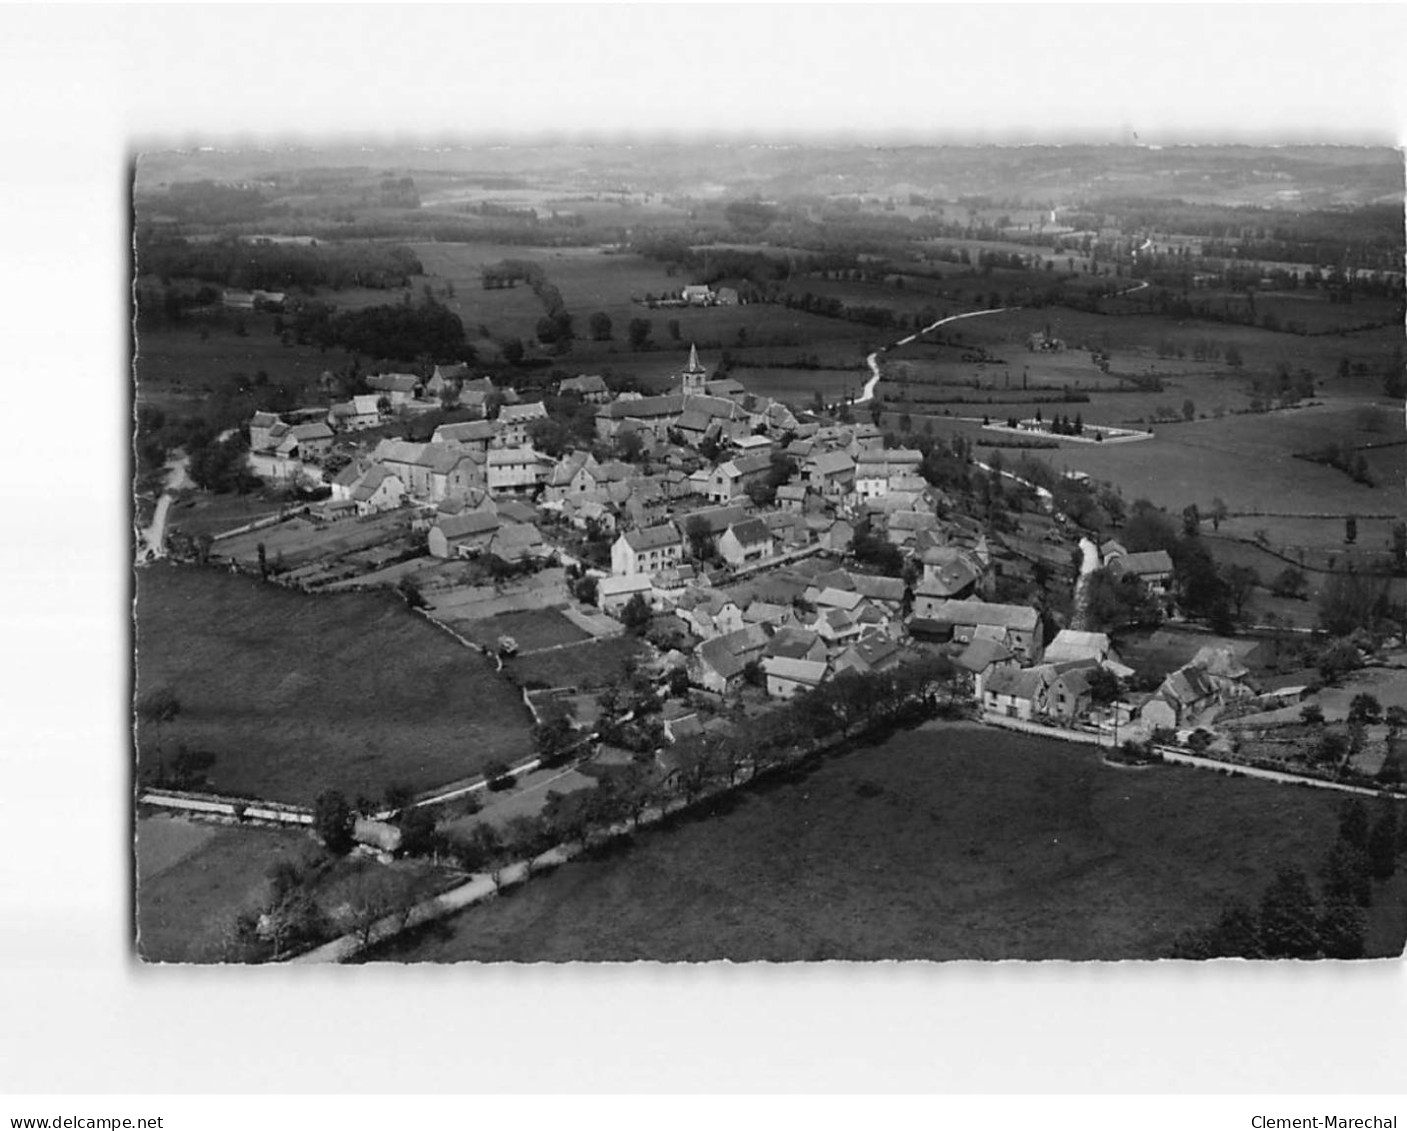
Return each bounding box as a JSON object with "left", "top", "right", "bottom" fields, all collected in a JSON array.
[
  {"left": 486, "top": 448, "right": 552, "bottom": 494},
  {"left": 428, "top": 511, "right": 500, "bottom": 559},
  {"left": 497, "top": 401, "right": 550, "bottom": 448},
  {"left": 981, "top": 665, "right": 1056, "bottom": 721},
  {"left": 706, "top": 452, "right": 773, "bottom": 504},
  {"left": 557, "top": 374, "right": 611, "bottom": 403},
  {"left": 1106, "top": 547, "right": 1175, "bottom": 597},
  {"left": 761, "top": 657, "right": 828, "bottom": 700},
  {"left": 366, "top": 372, "right": 421, "bottom": 406},
  {"left": 351, "top": 466, "right": 405, "bottom": 515},
  {"left": 433, "top": 419, "right": 497, "bottom": 452},
  {"left": 918, "top": 599, "right": 1043, "bottom": 662},
  {"left": 611, "top": 523, "right": 684, "bottom": 578},
  {"left": 598, "top": 574, "right": 655, "bottom": 616},
  {"left": 717, "top": 518, "right": 774, "bottom": 568},
  {"left": 803, "top": 450, "right": 856, "bottom": 499}
]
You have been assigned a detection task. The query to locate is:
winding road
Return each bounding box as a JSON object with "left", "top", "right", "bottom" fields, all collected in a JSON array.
[
  {"left": 856, "top": 306, "right": 1015, "bottom": 406},
  {"left": 137, "top": 453, "right": 190, "bottom": 563}
]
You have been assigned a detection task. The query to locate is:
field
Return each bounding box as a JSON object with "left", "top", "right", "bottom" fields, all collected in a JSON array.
[
  {"left": 135, "top": 818, "right": 455, "bottom": 963},
  {"left": 371, "top": 722, "right": 1403, "bottom": 962},
  {"left": 134, "top": 564, "right": 534, "bottom": 805},
  {"left": 457, "top": 606, "right": 592, "bottom": 653},
  {"left": 506, "top": 635, "right": 646, "bottom": 691}
]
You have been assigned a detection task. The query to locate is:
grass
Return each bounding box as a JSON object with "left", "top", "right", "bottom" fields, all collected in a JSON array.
[
  {"left": 506, "top": 634, "right": 646, "bottom": 691},
  {"left": 135, "top": 563, "right": 534, "bottom": 805},
  {"left": 135, "top": 819, "right": 456, "bottom": 963},
  {"left": 369, "top": 721, "right": 1402, "bottom": 962},
  {"left": 457, "top": 607, "right": 592, "bottom": 653},
  {"left": 136, "top": 822, "right": 320, "bottom": 962}
]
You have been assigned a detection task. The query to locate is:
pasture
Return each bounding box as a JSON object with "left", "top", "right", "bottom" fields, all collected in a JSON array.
[
  {"left": 136, "top": 820, "right": 456, "bottom": 963},
  {"left": 373, "top": 721, "right": 1398, "bottom": 962},
  {"left": 458, "top": 607, "right": 592, "bottom": 653},
  {"left": 506, "top": 635, "right": 646, "bottom": 691},
  {"left": 134, "top": 564, "right": 534, "bottom": 805}
]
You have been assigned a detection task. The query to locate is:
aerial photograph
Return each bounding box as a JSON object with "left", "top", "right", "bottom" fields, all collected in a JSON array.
[{"left": 130, "top": 137, "right": 1407, "bottom": 966}]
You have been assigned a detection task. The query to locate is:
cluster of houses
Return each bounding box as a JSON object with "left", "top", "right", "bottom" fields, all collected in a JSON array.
[{"left": 240, "top": 346, "right": 1280, "bottom": 731}]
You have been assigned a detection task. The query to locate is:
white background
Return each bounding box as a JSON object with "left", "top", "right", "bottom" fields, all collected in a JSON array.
[{"left": 2, "top": 2, "right": 1405, "bottom": 1097}]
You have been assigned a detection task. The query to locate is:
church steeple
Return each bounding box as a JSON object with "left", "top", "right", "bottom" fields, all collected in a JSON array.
[{"left": 681, "top": 343, "right": 707, "bottom": 395}]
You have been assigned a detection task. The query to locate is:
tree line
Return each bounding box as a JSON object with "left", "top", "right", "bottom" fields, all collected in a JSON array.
[{"left": 1171, "top": 799, "right": 1402, "bottom": 959}]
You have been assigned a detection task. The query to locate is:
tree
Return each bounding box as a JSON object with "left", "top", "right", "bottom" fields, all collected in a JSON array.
[
  {"left": 136, "top": 686, "right": 181, "bottom": 765},
  {"left": 1222, "top": 564, "right": 1259, "bottom": 624},
  {"left": 684, "top": 515, "right": 714, "bottom": 561},
  {"left": 1344, "top": 516, "right": 1357, "bottom": 545},
  {"left": 313, "top": 790, "right": 355, "bottom": 855},
  {"left": 1225, "top": 343, "right": 1243, "bottom": 370},
  {"left": 666, "top": 318, "right": 681, "bottom": 341},
  {"left": 587, "top": 311, "right": 613, "bottom": 341},
  {"left": 1367, "top": 806, "right": 1398, "bottom": 880},
  {"left": 620, "top": 592, "right": 652, "bottom": 636},
  {"left": 1181, "top": 503, "right": 1201, "bottom": 537},
  {"left": 260, "top": 859, "right": 327, "bottom": 960},
  {"left": 1182, "top": 399, "right": 1196, "bottom": 422},
  {"left": 533, "top": 715, "right": 578, "bottom": 767},
  {"left": 1347, "top": 693, "right": 1382, "bottom": 725},
  {"left": 1086, "top": 667, "right": 1123, "bottom": 713},
  {"left": 1317, "top": 639, "right": 1362, "bottom": 685},
  {"left": 1316, "top": 895, "right": 1367, "bottom": 959},
  {"left": 1209, "top": 497, "right": 1228, "bottom": 532},
  {"left": 1299, "top": 702, "right": 1325, "bottom": 725},
  {"left": 1322, "top": 837, "right": 1372, "bottom": 907},
  {"left": 1257, "top": 867, "right": 1321, "bottom": 959},
  {"left": 1271, "top": 567, "right": 1306, "bottom": 600},
  {"left": 397, "top": 807, "right": 438, "bottom": 857},
  {"left": 1338, "top": 800, "right": 1371, "bottom": 852},
  {"left": 627, "top": 317, "right": 653, "bottom": 350},
  {"left": 1392, "top": 522, "right": 1407, "bottom": 576}
]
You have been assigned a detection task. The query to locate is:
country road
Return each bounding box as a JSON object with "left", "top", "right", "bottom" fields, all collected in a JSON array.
[
  {"left": 857, "top": 306, "right": 1015, "bottom": 406},
  {"left": 137, "top": 453, "right": 190, "bottom": 562}
]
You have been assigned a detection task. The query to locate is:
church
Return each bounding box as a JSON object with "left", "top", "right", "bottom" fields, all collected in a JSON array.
[{"left": 675, "top": 343, "right": 710, "bottom": 396}]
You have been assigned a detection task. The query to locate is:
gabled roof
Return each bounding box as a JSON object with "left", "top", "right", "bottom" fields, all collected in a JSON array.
[
  {"left": 600, "top": 394, "right": 686, "bottom": 419},
  {"left": 815, "top": 587, "right": 865, "bottom": 612},
  {"left": 916, "top": 558, "right": 980, "bottom": 599},
  {"left": 436, "top": 511, "right": 500, "bottom": 540},
  {"left": 808, "top": 450, "right": 856, "bottom": 476},
  {"left": 435, "top": 420, "right": 496, "bottom": 444},
  {"left": 762, "top": 657, "right": 828, "bottom": 685},
  {"left": 849, "top": 573, "right": 906, "bottom": 603},
  {"left": 374, "top": 439, "right": 429, "bottom": 466},
  {"left": 724, "top": 518, "right": 772, "bottom": 546},
  {"left": 250, "top": 411, "right": 281, "bottom": 428},
  {"left": 1114, "top": 549, "right": 1174, "bottom": 575},
  {"left": 624, "top": 523, "right": 682, "bottom": 552},
  {"left": 984, "top": 665, "right": 1052, "bottom": 701},
  {"left": 1043, "top": 630, "right": 1113, "bottom": 664},
  {"left": 956, "top": 637, "right": 1015, "bottom": 673},
  {"left": 288, "top": 422, "right": 333, "bottom": 442},
  {"left": 367, "top": 372, "right": 419, "bottom": 394},
  {"left": 600, "top": 574, "right": 654, "bottom": 598},
  {"left": 559, "top": 374, "right": 609, "bottom": 395},
  {"left": 927, "top": 599, "right": 1039, "bottom": 632},
  {"left": 678, "top": 504, "right": 749, "bottom": 535},
  {"left": 499, "top": 401, "right": 549, "bottom": 424},
  {"left": 351, "top": 465, "right": 398, "bottom": 502},
  {"left": 765, "top": 626, "right": 823, "bottom": 660},
  {"left": 697, "top": 636, "right": 749, "bottom": 680}
]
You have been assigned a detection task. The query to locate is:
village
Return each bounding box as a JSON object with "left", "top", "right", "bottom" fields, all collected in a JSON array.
[{"left": 148, "top": 337, "right": 1396, "bottom": 801}]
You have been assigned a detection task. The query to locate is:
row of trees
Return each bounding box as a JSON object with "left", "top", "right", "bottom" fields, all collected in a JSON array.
[
  {"left": 138, "top": 234, "right": 423, "bottom": 293},
  {"left": 439, "top": 655, "right": 959, "bottom": 881}
]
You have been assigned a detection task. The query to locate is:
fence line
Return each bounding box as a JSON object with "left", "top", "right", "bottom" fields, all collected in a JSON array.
[{"left": 139, "top": 789, "right": 313, "bottom": 825}]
